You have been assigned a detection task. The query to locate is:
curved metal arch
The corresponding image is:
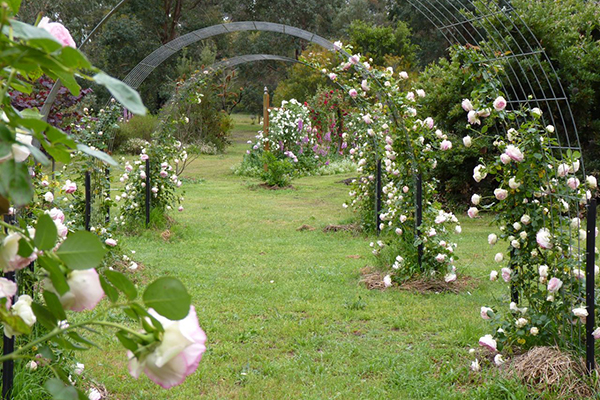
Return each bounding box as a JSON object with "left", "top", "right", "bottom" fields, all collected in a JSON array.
[{"left": 123, "top": 21, "right": 336, "bottom": 90}]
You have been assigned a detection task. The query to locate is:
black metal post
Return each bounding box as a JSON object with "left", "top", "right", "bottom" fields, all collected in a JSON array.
[
  {"left": 84, "top": 171, "right": 91, "bottom": 231},
  {"left": 376, "top": 159, "right": 382, "bottom": 235},
  {"left": 586, "top": 198, "right": 597, "bottom": 373},
  {"left": 416, "top": 173, "right": 423, "bottom": 268},
  {"left": 2, "top": 214, "right": 15, "bottom": 400},
  {"left": 145, "top": 159, "right": 151, "bottom": 228},
  {"left": 105, "top": 168, "right": 111, "bottom": 224},
  {"left": 510, "top": 248, "right": 519, "bottom": 304}
]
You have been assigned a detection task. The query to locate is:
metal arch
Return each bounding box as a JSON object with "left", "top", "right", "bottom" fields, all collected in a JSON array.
[{"left": 122, "top": 21, "right": 336, "bottom": 90}]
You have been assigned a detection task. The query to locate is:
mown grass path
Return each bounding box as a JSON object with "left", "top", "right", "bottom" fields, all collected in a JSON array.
[{"left": 79, "top": 115, "right": 535, "bottom": 400}]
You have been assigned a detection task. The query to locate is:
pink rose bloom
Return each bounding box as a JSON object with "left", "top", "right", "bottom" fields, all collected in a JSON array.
[
  {"left": 399, "top": 71, "right": 409, "bottom": 80},
  {"left": 440, "top": 140, "right": 452, "bottom": 151},
  {"left": 342, "top": 62, "right": 352, "bottom": 70},
  {"left": 467, "top": 110, "right": 480, "bottom": 125},
  {"left": 461, "top": 99, "right": 474, "bottom": 112},
  {"left": 62, "top": 180, "right": 77, "bottom": 194},
  {"left": 444, "top": 273, "right": 457, "bottom": 283},
  {"left": 501, "top": 267, "right": 512, "bottom": 282},
  {"left": 536, "top": 228, "right": 553, "bottom": 249},
  {"left": 0, "top": 233, "right": 37, "bottom": 272},
  {"left": 547, "top": 277, "right": 563, "bottom": 293},
  {"left": 593, "top": 328, "right": 600, "bottom": 340},
  {"left": 402, "top": 186, "right": 409, "bottom": 193},
  {"left": 362, "top": 114, "right": 372, "bottom": 124},
  {"left": 567, "top": 177, "right": 580, "bottom": 190},
  {"left": 333, "top": 41, "right": 343, "bottom": 51},
  {"left": 55, "top": 221, "right": 68, "bottom": 239},
  {"left": 141, "top": 154, "right": 149, "bottom": 161},
  {"left": 424, "top": 117, "right": 434, "bottom": 129},
  {"left": 0, "top": 277, "right": 17, "bottom": 307},
  {"left": 160, "top": 170, "right": 168, "bottom": 178},
  {"left": 105, "top": 238, "right": 117, "bottom": 247},
  {"left": 406, "top": 92, "right": 415, "bottom": 101},
  {"left": 500, "top": 153, "right": 511, "bottom": 164},
  {"left": 361, "top": 80, "right": 369, "bottom": 92},
  {"left": 505, "top": 145, "right": 524, "bottom": 162},
  {"left": 349, "top": 89, "right": 358, "bottom": 98},
  {"left": 178, "top": 206, "right": 184, "bottom": 212},
  {"left": 38, "top": 17, "right": 76, "bottom": 48},
  {"left": 328, "top": 73, "right": 337, "bottom": 81},
  {"left": 47, "top": 208, "right": 65, "bottom": 223},
  {"left": 49, "top": 269, "right": 104, "bottom": 312},
  {"left": 494, "top": 188, "right": 508, "bottom": 200},
  {"left": 478, "top": 334, "right": 497, "bottom": 352},
  {"left": 480, "top": 306, "right": 493, "bottom": 320},
  {"left": 493, "top": 96, "right": 507, "bottom": 111},
  {"left": 128, "top": 306, "right": 206, "bottom": 389},
  {"left": 467, "top": 207, "right": 478, "bottom": 219},
  {"left": 348, "top": 55, "right": 360, "bottom": 65}
]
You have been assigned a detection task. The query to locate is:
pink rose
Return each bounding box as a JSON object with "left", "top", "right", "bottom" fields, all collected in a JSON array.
[
  {"left": 567, "top": 177, "right": 580, "bottom": 190},
  {"left": 547, "top": 277, "right": 562, "bottom": 293},
  {"left": 478, "top": 334, "right": 497, "bottom": 352},
  {"left": 47, "top": 208, "right": 65, "bottom": 223},
  {"left": 160, "top": 170, "right": 169, "bottom": 178},
  {"left": 493, "top": 96, "right": 507, "bottom": 111},
  {"left": 349, "top": 89, "right": 358, "bottom": 98},
  {"left": 105, "top": 238, "right": 117, "bottom": 247},
  {"left": 536, "top": 228, "right": 553, "bottom": 249},
  {"left": 461, "top": 99, "right": 473, "bottom": 112},
  {"left": 424, "top": 117, "right": 434, "bottom": 129},
  {"left": 480, "top": 306, "right": 493, "bottom": 320},
  {"left": 62, "top": 180, "right": 77, "bottom": 194},
  {"left": 467, "top": 110, "right": 480, "bottom": 125},
  {"left": 128, "top": 306, "right": 206, "bottom": 389},
  {"left": 500, "top": 154, "right": 511, "bottom": 164},
  {"left": 361, "top": 80, "right": 369, "bottom": 92},
  {"left": 505, "top": 145, "right": 524, "bottom": 162},
  {"left": 0, "top": 277, "right": 17, "bottom": 307},
  {"left": 38, "top": 17, "right": 76, "bottom": 48},
  {"left": 494, "top": 188, "right": 508, "bottom": 200},
  {"left": 0, "top": 233, "right": 37, "bottom": 272},
  {"left": 440, "top": 140, "right": 452, "bottom": 151},
  {"left": 501, "top": 267, "right": 512, "bottom": 282},
  {"left": 49, "top": 269, "right": 104, "bottom": 312},
  {"left": 348, "top": 55, "right": 360, "bottom": 64},
  {"left": 467, "top": 207, "right": 478, "bottom": 219},
  {"left": 141, "top": 154, "right": 149, "bottom": 161}
]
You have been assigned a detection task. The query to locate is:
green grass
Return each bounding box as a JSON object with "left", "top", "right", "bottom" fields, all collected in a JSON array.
[{"left": 74, "top": 114, "right": 572, "bottom": 399}]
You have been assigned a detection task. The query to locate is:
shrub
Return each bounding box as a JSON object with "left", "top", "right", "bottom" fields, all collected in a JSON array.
[
  {"left": 113, "top": 114, "right": 158, "bottom": 151},
  {"left": 259, "top": 152, "right": 294, "bottom": 188}
]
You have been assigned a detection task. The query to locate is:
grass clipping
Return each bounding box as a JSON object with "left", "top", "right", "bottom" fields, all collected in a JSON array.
[
  {"left": 360, "top": 266, "right": 472, "bottom": 293},
  {"left": 510, "top": 346, "right": 596, "bottom": 398}
]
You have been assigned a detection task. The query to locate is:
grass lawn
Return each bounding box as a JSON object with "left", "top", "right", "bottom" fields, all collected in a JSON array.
[{"left": 75, "top": 114, "right": 567, "bottom": 399}]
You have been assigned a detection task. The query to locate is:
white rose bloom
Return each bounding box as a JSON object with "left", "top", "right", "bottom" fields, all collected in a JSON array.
[{"left": 488, "top": 234, "right": 498, "bottom": 245}]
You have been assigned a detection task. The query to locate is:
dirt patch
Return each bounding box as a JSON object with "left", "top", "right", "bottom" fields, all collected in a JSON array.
[
  {"left": 359, "top": 266, "right": 475, "bottom": 293},
  {"left": 161, "top": 229, "right": 172, "bottom": 241},
  {"left": 297, "top": 224, "right": 315, "bottom": 231},
  {"left": 509, "top": 346, "right": 596, "bottom": 398},
  {"left": 346, "top": 255, "right": 362, "bottom": 259},
  {"left": 337, "top": 177, "right": 356, "bottom": 185},
  {"left": 323, "top": 223, "right": 361, "bottom": 233},
  {"left": 257, "top": 183, "right": 295, "bottom": 190}
]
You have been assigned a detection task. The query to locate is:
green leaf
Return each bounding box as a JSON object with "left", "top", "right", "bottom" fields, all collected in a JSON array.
[
  {"left": 93, "top": 72, "right": 147, "bottom": 115},
  {"left": 17, "top": 237, "right": 34, "bottom": 258},
  {"left": 0, "top": 195, "right": 9, "bottom": 216},
  {"left": 34, "top": 214, "right": 58, "bottom": 251},
  {"left": 99, "top": 275, "right": 119, "bottom": 303},
  {"left": 116, "top": 330, "right": 138, "bottom": 353},
  {"left": 39, "top": 345, "right": 56, "bottom": 361},
  {"left": 56, "top": 231, "right": 107, "bottom": 270},
  {"left": 143, "top": 277, "right": 191, "bottom": 321},
  {"left": 67, "top": 331, "right": 97, "bottom": 349},
  {"left": 6, "top": 0, "right": 22, "bottom": 14},
  {"left": 0, "top": 159, "right": 33, "bottom": 206},
  {"left": 8, "top": 21, "right": 62, "bottom": 51},
  {"left": 38, "top": 256, "right": 70, "bottom": 296},
  {"left": 58, "top": 47, "right": 91, "bottom": 69},
  {"left": 76, "top": 144, "right": 117, "bottom": 166},
  {"left": 44, "top": 378, "right": 78, "bottom": 400},
  {"left": 42, "top": 291, "right": 67, "bottom": 321},
  {"left": 32, "top": 302, "right": 57, "bottom": 330},
  {"left": 104, "top": 270, "right": 137, "bottom": 300},
  {"left": 25, "top": 143, "right": 50, "bottom": 165},
  {"left": 0, "top": 305, "right": 31, "bottom": 336}
]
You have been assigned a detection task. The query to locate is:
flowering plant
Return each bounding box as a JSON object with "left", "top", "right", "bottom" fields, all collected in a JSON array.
[
  {"left": 305, "top": 43, "right": 461, "bottom": 281},
  {"left": 463, "top": 93, "right": 597, "bottom": 357},
  {"left": 0, "top": 7, "right": 203, "bottom": 398}
]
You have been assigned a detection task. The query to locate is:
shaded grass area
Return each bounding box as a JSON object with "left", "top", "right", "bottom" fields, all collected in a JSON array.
[{"left": 77, "top": 114, "right": 567, "bottom": 399}]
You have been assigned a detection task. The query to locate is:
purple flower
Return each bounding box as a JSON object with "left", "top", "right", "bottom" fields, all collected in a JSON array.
[{"left": 297, "top": 119, "right": 304, "bottom": 131}]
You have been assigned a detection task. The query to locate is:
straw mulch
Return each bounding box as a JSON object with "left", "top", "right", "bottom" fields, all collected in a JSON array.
[
  {"left": 322, "top": 223, "right": 361, "bottom": 233},
  {"left": 359, "top": 266, "right": 474, "bottom": 293}
]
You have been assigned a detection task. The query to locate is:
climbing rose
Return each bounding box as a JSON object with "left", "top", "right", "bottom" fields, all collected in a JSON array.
[
  {"left": 383, "top": 275, "right": 392, "bottom": 287},
  {"left": 493, "top": 96, "right": 507, "bottom": 111},
  {"left": 105, "top": 238, "right": 117, "bottom": 247},
  {"left": 38, "top": 17, "right": 76, "bottom": 48},
  {"left": 536, "top": 228, "right": 553, "bottom": 249},
  {"left": 440, "top": 140, "right": 452, "bottom": 151},
  {"left": 494, "top": 188, "right": 508, "bottom": 200},
  {"left": 461, "top": 99, "right": 474, "bottom": 112},
  {"left": 586, "top": 175, "right": 597, "bottom": 188},
  {"left": 500, "top": 154, "right": 511, "bottom": 164},
  {"left": 399, "top": 71, "right": 409, "bottom": 80},
  {"left": 593, "top": 328, "right": 600, "bottom": 340},
  {"left": 494, "top": 253, "right": 504, "bottom": 263},
  {"left": 0, "top": 278, "right": 17, "bottom": 304},
  {"left": 0, "top": 133, "right": 32, "bottom": 164},
  {"left": 488, "top": 234, "right": 497, "bottom": 245},
  {"left": 328, "top": 73, "right": 337, "bottom": 80},
  {"left": 444, "top": 273, "right": 457, "bottom": 283},
  {"left": 573, "top": 307, "right": 588, "bottom": 322},
  {"left": 463, "top": 136, "right": 472, "bottom": 147},
  {"left": 490, "top": 270, "right": 498, "bottom": 281},
  {"left": 467, "top": 110, "right": 480, "bottom": 125},
  {"left": 505, "top": 145, "right": 524, "bottom": 162},
  {"left": 333, "top": 41, "right": 342, "bottom": 50},
  {"left": 567, "top": 177, "right": 580, "bottom": 190},
  {"left": 494, "top": 354, "right": 505, "bottom": 366},
  {"left": 478, "top": 335, "right": 497, "bottom": 352},
  {"left": 547, "top": 277, "right": 562, "bottom": 293},
  {"left": 0, "top": 233, "right": 37, "bottom": 272},
  {"left": 480, "top": 306, "right": 493, "bottom": 320},
  {"left": 128, "top": 306, "right": 206, "bottom": 389},
  {"left": 361, "top": 80, "right": 369, "bottom": 91},
  {"left": 501, "top": 267, "right": 512, "bottom": 282},
  {"left": 47, "top": 269, "right": 104, "bottom": 312},
  {"left": 467, "top": 207, "right": 478, "bottom": 218},
  {"left": 4, "top": 295, "right": 36, "bottom": 337},
  {"left": 62, "top": 180, "right": 77, "bottom": 194},
  {"left": 471, "top": 194, "right": 481, "bottom": 205},
  {"left": 473, "top": 165, "right": 487, "bottom": 182},
  {"left": 349, "top": 89, "right": 358, "bottom": 98},
  {"left": 44, "top": 192, "right": 54, "bottom": 202}
]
